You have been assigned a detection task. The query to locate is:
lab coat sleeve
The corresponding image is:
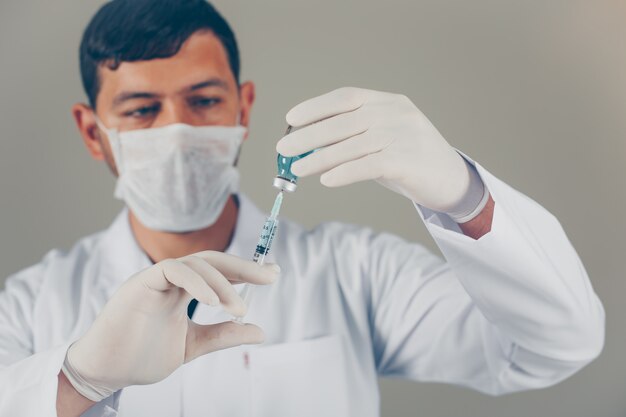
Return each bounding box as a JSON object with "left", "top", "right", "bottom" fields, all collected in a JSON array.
[
  {"left": 370, "top": 158, "right": 605, "bottom": 395},
  {"left": 0, "top": 269, "right": 120, "bottom": 416}
]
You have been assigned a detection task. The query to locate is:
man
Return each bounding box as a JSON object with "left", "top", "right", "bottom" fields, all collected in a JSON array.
[{"left": 0, "top": 1, "right": 605, "bottom": 416}]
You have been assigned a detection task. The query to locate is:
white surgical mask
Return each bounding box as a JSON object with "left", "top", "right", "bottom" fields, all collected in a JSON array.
[{"left": 97, "top": 119, "right": 246, "bottom": 232}]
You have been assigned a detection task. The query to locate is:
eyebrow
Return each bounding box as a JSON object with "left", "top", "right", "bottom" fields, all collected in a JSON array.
[
  {"left": 111, "top": 78, "right": 230, "bottom": 108},
  {"left": 112, "top": 92, "right": 161, "bottom": 108},
  {"left": 185, "top": 78, "right": 230, "bottom": 93}
]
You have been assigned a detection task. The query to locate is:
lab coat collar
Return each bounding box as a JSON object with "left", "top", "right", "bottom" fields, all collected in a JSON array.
[{"left": 95, "top": 194, "right": 269, "bottom": 302}]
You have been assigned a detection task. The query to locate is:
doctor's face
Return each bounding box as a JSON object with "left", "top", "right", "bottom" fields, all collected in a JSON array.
[{"left": 72, "top": 30, "right": 255, "bottom": 175}]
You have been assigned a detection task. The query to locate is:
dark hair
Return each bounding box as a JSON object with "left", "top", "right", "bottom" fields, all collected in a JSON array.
[{"left": 79, "top": 0, "right": 240, "bottom": 108}]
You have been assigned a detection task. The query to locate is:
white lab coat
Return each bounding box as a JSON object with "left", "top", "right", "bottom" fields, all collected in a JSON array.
[{"left": 0, "top": 160, "right": 604, "bottom": 417}]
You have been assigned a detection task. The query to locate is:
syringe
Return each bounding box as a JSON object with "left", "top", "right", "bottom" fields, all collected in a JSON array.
[
  {"left": 252, "top": 191, "right": 284, "bottom": 265},
  {"left": 234, "top": 191, "right": 284, "bottom": 322},
  {"left": 233, "top": 125, "right": 308, "bottom": 323}
]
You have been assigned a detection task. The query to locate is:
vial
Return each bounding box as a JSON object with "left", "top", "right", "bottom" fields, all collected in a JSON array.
[{"left": 273, "top": 125, "right": 313, "bottom": 192}]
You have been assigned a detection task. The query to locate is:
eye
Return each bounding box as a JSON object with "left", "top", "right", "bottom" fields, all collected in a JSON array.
[
  {"left": 190, "top": 97, "right": 222, "bottom": 108},
  {"left": 124, "top": 104, "right": 160, "bottom": 118}
]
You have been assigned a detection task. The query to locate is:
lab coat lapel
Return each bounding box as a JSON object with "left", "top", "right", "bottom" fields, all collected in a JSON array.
[{"left": 94, "top": 208, "right": 152, "bottom": 305}]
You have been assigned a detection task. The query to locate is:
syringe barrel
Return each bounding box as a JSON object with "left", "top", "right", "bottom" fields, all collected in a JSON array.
[{"left": 253, "top": 217, "right": 279, "bottom": 265}]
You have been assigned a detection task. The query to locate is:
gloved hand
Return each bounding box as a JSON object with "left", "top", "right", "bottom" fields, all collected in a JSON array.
[
  {"left": 276, "top": 87, "right": 488, "bottom": 222},
  {"left": 62, "top": 251, "right": 280, "bottom": 402}
]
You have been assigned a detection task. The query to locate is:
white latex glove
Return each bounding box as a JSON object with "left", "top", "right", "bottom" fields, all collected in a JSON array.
[
  {"left": 276, "top": 87, "right": 488, "bottom": 221},
  {"left": 62, "top": 251, "right": 280, "bottom": 402}
]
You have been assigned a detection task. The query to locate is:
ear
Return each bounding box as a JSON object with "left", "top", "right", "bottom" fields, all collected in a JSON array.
[
  {"left": 72, "top": 103, "right": 106, "bottom": 161},
  {"left": 238, "top": 81, "right": 255, "bottom": 140}
]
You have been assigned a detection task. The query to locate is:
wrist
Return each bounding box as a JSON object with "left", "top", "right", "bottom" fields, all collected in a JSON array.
[
  {"left": 57, "top": 369, "right": 96, "bottom": 417},
  {"left": 458, "top": 194, "right": 495, "bottom": 239}
]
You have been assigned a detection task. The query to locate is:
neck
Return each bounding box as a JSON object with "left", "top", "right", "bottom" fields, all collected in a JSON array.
[{"left": 129, "top": 196, "right": 239, "bottom": 263}]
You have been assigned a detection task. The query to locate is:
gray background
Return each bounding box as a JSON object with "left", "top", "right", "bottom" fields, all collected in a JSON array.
[{"left": 0, "top": 1, "right": 624, "bottom": 416}]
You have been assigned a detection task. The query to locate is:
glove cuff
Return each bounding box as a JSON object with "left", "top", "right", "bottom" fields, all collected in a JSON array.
[
  {"left": 61, "top": 344, "right": 116, "bottom": 403},
  {"left": 446, "top": 159, "right": 490, "bottom": 223}
]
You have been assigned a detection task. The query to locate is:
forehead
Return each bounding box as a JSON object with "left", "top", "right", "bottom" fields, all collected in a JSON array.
[{"left": 96, "top": 31, "right": 235, "bottom": 104}]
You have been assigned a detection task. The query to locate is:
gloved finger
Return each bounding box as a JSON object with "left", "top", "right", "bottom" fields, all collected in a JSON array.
[
  {"left": 185, "top": 321, "right": 264, "bottom": 363},
  {"left": 150, "top": 259, "right": 221, "bottom": 307},
  {"left": 190, "top": 251, "right": 280, "bottom": 285},
  {"left": 320, "top": 152, "right": 386, "bottom": 188},
  {"left": 290, "top": 130, "right": 393, "bottom": 177},
  {"left": 286, "top": 87, "right": 367, "bottom": 127},
  {"left": 276, "top": 109, "right": 368, "bottom": 157},
  {"left": 180, "top": 255, "right": 247, "bottom": 317}
]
